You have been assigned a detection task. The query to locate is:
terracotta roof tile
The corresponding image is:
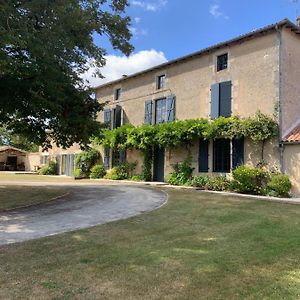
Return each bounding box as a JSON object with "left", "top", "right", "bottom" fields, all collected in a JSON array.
[{"left": 283, "top": 124, "right": 300, "bottom": 143}]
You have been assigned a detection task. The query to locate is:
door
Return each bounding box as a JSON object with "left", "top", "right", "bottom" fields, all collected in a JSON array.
[
  {"left": 7, "top": 156, "right": 17, "bottom": 171},
  {"left": 153, "top": 148, "right": 165, "bottom": 182}
]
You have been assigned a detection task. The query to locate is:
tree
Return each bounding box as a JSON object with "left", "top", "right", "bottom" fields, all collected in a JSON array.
[
  {"left": 0, "top": 126, "right": 39, "bottom": 152},
  {"left": 0, "top": 0, "right": 133, "bottom": 149}
]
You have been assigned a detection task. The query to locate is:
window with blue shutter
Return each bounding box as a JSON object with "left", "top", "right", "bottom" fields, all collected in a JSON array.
[
  {"left": 155, "top": 96, "right": 176, "bottom": 124},
  {"left": 232, "top": 137, "right": 244, "bottom": 169},
  {"left": 199, "top": 139, "right": 209, "bottom": 172},
  {"left": 155, "top": 98, "right": 167, "bottom": 124},
  {"left": 144, "top": 100, "right": 153, "bottom": 124},
  {"left": 211, "top": 81, "right": 232, "bottom": 119},
  {"left": 213, "top": 139, "right": 230, "bottom": 172},
  {"left": 104, "top": 147, "right": 110, "bottom": 169},
  {"left": 166, "top": 95, "right": 176, "bottom": 122},
  {"left": 211, "top": 83, "right": 220, "bottom": 120},
  {"left": 104, "top": 109, "right": 111, "bottom": 129},
  {"left": 113, "top": 105, "right": 122, "bottom": 129},
  {"left": 219, "top": 81, "right": 232, "bottom": 117}
]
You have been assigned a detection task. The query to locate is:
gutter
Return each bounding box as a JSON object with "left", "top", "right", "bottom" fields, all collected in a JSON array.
[{"left": 275, "top": 24, "right": 285, "bottom": 173}]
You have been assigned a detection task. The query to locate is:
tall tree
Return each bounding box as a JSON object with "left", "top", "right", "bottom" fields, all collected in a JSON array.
[
  {"left": 0, "top": 126, "right": 39, "bottom": 152},
  {"left": 0, "top": 0, "right": 133, "bottom": 149}
]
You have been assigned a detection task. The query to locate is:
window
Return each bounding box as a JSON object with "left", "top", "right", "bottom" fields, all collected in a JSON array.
[
  {"left": 213, "top": 139, "right": 230, "bottom": 172},
  {"left": 157, "top": 74, "right": 166, "bottom": 90},
  {"left": 155, "top": 98, "right": 167, "bottom": 124},
  {"left": 217, "top": 53, "right": 228, "bottom": 71},
  {"left": 211, "top": 81, "right": 232, "bottom": 119},
  {"left": 114, "top": 88, "right": 122, "bottom": 101},
  {"left": 112, "top": 150, "right": 126, "bottom": 167},
  {"left": 113, "top": 105, "right": 122, "bottom": 129},
  {"left": 154, "top": 96, "right": 176, "bottom": 124},
  {"left": 40, "top": 155, "right": 49, "bottom": 165}
]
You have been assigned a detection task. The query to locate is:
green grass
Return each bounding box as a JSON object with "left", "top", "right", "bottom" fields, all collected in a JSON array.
[
  {"left": 1, "top": 188, "right": 300, "bottom": 299},
  {"left": 0, "top": 186, "right": 70, "bottom": 211},
  {"left": 0, "top": 173, "right": 73, "bottom": 182}
]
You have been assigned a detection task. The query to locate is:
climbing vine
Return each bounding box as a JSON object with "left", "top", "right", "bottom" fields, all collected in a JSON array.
[{"left": 93, "top": 112, "right": 278, "bottom": 151}]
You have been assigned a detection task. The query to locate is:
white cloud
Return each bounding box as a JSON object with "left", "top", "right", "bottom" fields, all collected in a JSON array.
[
  {"left": 209, "top": 3, "right": 229, "bottom": 20},
  {"left": 134, "top": 17, "right": 141, "bottom": 23},
  {"left": 129, "top": 26, "right": 148, "bottom": 38},
  {"left": 131, "top": 0, "right": 167, "bottom": 12},
  {"left": 82, "top": 49, "right": 168, "bottom": 87}
]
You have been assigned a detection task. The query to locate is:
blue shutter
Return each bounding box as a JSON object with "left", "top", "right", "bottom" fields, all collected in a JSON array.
[
  {"left": 119, "top": 150, "right": 126, "bottom": 164},
  {"left": 166, "top": 95, "right": 176, "bottom": 122},
  {"left": 219, "top": 81, "right": 232, "bottom": 117},
  {"left": 211, "top": 83, "right": 220, "bottom": 119},
  {"left": 199, "top": 139, "right": 209, "bottom": 172},
  {"left": 232, "top": 137, "right": 244, "bottom": 169},
  {"left": 144, "top": 100, "right": 153, "bottom": 124},
  {"left": 104, "top": 109, "right": 111, "bottom": 129},
  {"left": 103, "top": 147, "right": 110, "bottom": 169},
  {"left": 69, "top": 154, "right": 75, "bottom": 176},
  {"left": 56, "top": 155, "right": 61, "bottom": 175}
]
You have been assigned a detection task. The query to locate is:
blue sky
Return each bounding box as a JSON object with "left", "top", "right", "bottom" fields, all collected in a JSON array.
[{"left": 87, "top": 0, "right": 299, "bottom": 86}]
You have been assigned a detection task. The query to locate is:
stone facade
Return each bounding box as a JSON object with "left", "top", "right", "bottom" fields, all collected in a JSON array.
[{"left": 35, "top": 19, "right": 300, "bottom": 196}]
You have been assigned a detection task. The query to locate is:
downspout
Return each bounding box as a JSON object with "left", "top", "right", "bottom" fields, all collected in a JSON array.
[{"left": 275, "top": 25, "right": 285, "bottom": 173}]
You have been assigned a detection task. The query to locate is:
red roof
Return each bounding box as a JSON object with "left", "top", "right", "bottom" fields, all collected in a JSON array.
[{"left": 283, "top": 124, "right": 300, "bottom": 143}]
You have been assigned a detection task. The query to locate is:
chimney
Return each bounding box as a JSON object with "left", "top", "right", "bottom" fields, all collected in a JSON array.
[
  {"left": 297, "top": 16, "right": 300, "bottom": 27},
  {"left": 122, "top": 74, "right": 127, "bottom": 78}
]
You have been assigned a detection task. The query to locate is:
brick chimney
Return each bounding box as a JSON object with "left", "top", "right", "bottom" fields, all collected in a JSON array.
[{"left": 297, "top": 16, "right": 300, "bottom": 27}]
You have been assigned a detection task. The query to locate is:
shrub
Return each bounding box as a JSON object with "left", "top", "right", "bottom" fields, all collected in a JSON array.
[
  {"left": 189, "top": 175, "right": 210, "bottom": 189},
  {"left": 38, "top": 160, "right": 57, "bottom": 175},
  {"left": 231, "top": 165, "right": 270, "bottom": 195},
  {"left": 90, "top": 164, "right": 106, "bottom": 179},
  {"left": 131, "top": 175, "right": 143, "bottom": 181},
  {"left": 104, "top": 162, "right": 137, "bottom": 180},
  {"left": 75, "top": 149, "right": 100, "bottom": 177},
  {"left": 205, "top": 176, "right": 231, "bottom": 191},
  {"left": 167, "top": 156, "right": 194, "bottom": 186},
  {"left": 73, "top": 168, "right": 81, "bottom": 178},
  {"left": 267, "top": 174, "right": 292, "bottom": 198}
]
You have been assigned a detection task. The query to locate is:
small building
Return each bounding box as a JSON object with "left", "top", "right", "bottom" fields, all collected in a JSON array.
[{"left": 0, "top": 146, "right": 27, "bottom": 171}]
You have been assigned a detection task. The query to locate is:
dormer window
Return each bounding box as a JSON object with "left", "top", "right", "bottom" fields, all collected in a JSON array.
[
  {"left": 157, "top": 74, "right": 166, "bottom": 90},
  {"left": 217, "top": 53, "right": 228, "bottom": 72},
  {"left": 115, "top": 88, "right": 122, "bottom": 101}
]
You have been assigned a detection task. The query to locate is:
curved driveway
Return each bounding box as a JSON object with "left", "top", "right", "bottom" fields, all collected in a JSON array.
[{"left": 0, "top": 185, "right": 167, "bottom": 245}]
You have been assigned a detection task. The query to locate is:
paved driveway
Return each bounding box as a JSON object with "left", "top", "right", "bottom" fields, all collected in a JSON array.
[{"left": 0, "top": 185, "right": 167, "bottom": 245}]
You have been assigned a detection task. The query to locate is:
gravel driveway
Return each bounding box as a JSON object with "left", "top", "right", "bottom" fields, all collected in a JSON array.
[{"left": 0, "top": 185, "right": 167, "bottom": 245}]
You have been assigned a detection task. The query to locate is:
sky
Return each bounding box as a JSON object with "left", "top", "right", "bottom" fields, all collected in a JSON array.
[{"left": 85, "top": 0, "right": 300, "bottom": 86}]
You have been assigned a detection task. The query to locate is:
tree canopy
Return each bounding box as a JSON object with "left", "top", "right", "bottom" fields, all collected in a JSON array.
[
  {"left": 0, "top": 0, "right": 133, "bottom": 149},
  {"left": 0, "top": 126, "right": 39, "bottom": 152}
]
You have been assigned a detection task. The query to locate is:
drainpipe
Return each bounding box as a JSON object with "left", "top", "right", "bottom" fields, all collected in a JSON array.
[{"left": 275, "top": 25, "right": 285, "bottom": 173}]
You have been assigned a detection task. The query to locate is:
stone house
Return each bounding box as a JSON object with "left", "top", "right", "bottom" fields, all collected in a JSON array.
[{"left": 39, "top": 18, "right": 300, "bottom": 196}]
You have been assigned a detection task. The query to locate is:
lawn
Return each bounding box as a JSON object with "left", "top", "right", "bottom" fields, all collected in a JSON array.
[
  {"left": 0, "top": 185, "right": 70, "bottom": 211},
  {"left": 0, "top": 173, "right": 73, "bottom": 182},
  {"left": 1, "top": 188, "right": 300, "bottom": 299}
]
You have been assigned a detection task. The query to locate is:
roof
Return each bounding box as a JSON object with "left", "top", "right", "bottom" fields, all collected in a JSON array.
[
  {"left": 283, "top": 123, "right": 300, "bottom": 143},
  {"left": 0, "top": 145, "right": 27, "bottom": 154},
  {"left": 94, "top": 18, "right": 300, "bottom": 90}
]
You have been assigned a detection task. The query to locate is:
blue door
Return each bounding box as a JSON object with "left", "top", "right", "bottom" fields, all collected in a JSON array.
[{"left": 153, "top": 148, "right": 165, "bottom": 182}]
